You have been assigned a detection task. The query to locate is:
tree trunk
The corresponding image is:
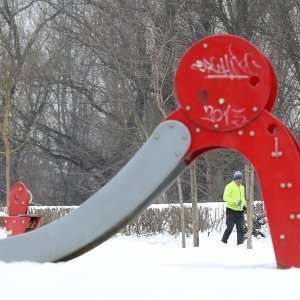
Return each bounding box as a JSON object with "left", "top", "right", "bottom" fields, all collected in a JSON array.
[
  {"left": 158, "top": 192, "right": 168, "bottom": 204},
  {"left": 190, "top": 161, "right": 199, "bottom": 247},
  {"left": 177, "top": 177, "right": 186, "bottom": 248},
  {"left": 205, "top": 153, "right": 214, "bottom": 202},
  {"left": 245, "top": 164, "right": 254, "bottom": 249},
  {"left": 1, "top": 94, "right": 12, "bottom": 208},
  {"left": 2, "top": 133, "right": 11, "bottom": 207}
]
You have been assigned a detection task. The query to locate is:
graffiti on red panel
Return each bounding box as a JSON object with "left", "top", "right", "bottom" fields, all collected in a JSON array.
[
  {"left": 191, "top": 45, "right": 262, "bottom": 79},
  {"left": 201, "top": 104, "right": 248, "bottom": 127}
]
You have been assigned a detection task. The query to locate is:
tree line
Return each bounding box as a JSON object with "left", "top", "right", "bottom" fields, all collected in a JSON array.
[{"left": 0, "top": 0, "right": 299, "bottom": 206}]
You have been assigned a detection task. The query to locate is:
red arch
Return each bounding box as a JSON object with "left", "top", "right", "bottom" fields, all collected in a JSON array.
[{"left": 168, "top": 109, "right": 300, "bottom": 268}]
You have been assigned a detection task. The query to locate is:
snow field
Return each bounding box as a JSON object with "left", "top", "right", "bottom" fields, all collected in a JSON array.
[{"left": 0, "top": 231, "right": 299, "bottom": 300}]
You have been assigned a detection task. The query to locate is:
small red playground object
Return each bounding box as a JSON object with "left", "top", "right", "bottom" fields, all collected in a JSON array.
[{"left": 0, "top": 182, "right": 42, "bottom": 236}]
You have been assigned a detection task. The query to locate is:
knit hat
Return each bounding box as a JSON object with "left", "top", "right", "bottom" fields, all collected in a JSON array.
[{"left": 233, "top": 171, "right": 243, "bottom": 180}]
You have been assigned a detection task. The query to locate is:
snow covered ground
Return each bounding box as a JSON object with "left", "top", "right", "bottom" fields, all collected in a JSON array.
[{"left": 0, "top": 229, "right": 299, "bottom": 300}]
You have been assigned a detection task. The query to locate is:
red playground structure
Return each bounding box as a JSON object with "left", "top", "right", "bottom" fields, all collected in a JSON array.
[
  {"left": 0, "top": 182, "right": 42, "bottom": 236},
  {"left": 168, "top": 34, "right": 300, "bottom": 268}
]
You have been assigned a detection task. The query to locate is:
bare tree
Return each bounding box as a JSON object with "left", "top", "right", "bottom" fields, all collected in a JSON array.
[
  {"left": 0, "top": 0, "right": 296, "bottom": 209},
  {"left": 190, "top": 161, "right": 199, "bottom": 247},
  {"left": 0, "top": 0, "right": 60, "bottom": 205},
  {"left": 177, "top": 177, "right": 186, "bottom": 248}
]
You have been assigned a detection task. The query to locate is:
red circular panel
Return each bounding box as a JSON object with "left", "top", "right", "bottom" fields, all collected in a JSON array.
[{"left": 175, "top": 34, "right": 272, "bottom": 131}]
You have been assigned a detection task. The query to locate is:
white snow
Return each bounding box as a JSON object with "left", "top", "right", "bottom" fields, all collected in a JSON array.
[
  {"left": 0, "top": 229, "right": 299, "bottom": 300},
  {"left": 0, "top": 228, "right": 7, "bottom": 239}
]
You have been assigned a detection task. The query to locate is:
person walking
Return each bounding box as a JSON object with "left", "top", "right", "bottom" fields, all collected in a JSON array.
[{"left": 221, "top": 171, "right": 247, "bottom": 245}]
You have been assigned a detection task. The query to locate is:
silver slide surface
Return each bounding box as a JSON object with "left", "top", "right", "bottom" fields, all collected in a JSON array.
[{"left": 0, "top": 120, "right": 191, "bottom": 262}]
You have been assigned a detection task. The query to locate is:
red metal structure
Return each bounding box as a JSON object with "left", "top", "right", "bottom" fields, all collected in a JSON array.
[
  {"left": 0, "top": 182, "right": 42, "bottom": 236},
  {"left": 167, "top": 34, "right": 300, "bottom": 268}
]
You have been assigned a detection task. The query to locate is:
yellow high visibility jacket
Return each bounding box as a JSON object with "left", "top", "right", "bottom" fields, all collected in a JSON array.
[{"left": 223, "top": 180, "right": 246, "bottom": 211}]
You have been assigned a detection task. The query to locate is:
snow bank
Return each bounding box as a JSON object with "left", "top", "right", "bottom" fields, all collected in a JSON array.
[{"left": 0, "top": 233, "right": 298, "bottom": 300}]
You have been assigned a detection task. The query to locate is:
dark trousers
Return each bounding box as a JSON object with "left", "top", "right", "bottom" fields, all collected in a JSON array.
[{"left": 221, "top": 208, "right": 245, "bottom": 245}]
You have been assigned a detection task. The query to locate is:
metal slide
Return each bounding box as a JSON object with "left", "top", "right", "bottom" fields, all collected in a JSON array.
[
  {"left": 0, "top": 34, "right": 299, "bottom": 268},
  {"left": 0, "top": 120, "right": 191, "bottom": 262}
]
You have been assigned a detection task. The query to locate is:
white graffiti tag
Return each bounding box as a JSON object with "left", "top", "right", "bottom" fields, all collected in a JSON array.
[
  {"left": 191, "top": 44, "right": 261, "bottom": 79},
  {"left": 202, "top": 105, "right": 248, "bottom": 127}
]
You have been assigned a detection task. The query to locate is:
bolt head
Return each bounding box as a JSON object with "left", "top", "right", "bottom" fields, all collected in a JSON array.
[
  {"left": 278, "top": 151, "right": 283, "bottom": 157},
  {"left": 238, "top": 130, "right": 243, "bottom": 136},
  {"left": 182, "top": 134, "right": 187, "bottom": 140},
  {"left": 186, "top": 106, "right": 191, "bottom": 111},
  {"left": 214, "top": 124, "right": 219, "bottom": 130},
  {"left": 279, "top": 234, "right": 285, "bottom": 240},
  {"left": 287, "top": 183, "right": 292, "bottom": 188},
  {"left": 218, "top": 98, "right": 225, "bottom": 105},
  {"left": 252, "top": 106, "right": 258, "bottom": 112},
  {"left": 175, "top": 151, "right": 180, "bottom": 157},
  {"left": 249, "top": 131, "right": 255, "bottom": 137},
  {"left": 297, "top": 214, "right": 300, "bottom": 220},
  {"left": 290, "top": 214, "right": 296, "bottom": 220},
  {"left": 203, "top": 43, "right": 208, "bottom": 49},
  {"left": 271, "top": 152, "right": 277, "bottom": 157},
  {"left": 195, "top": 128, "right": 201, "bottom": 133},
  {"left": 280, "top": 183, "right": 286, "bottom": 189}
]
